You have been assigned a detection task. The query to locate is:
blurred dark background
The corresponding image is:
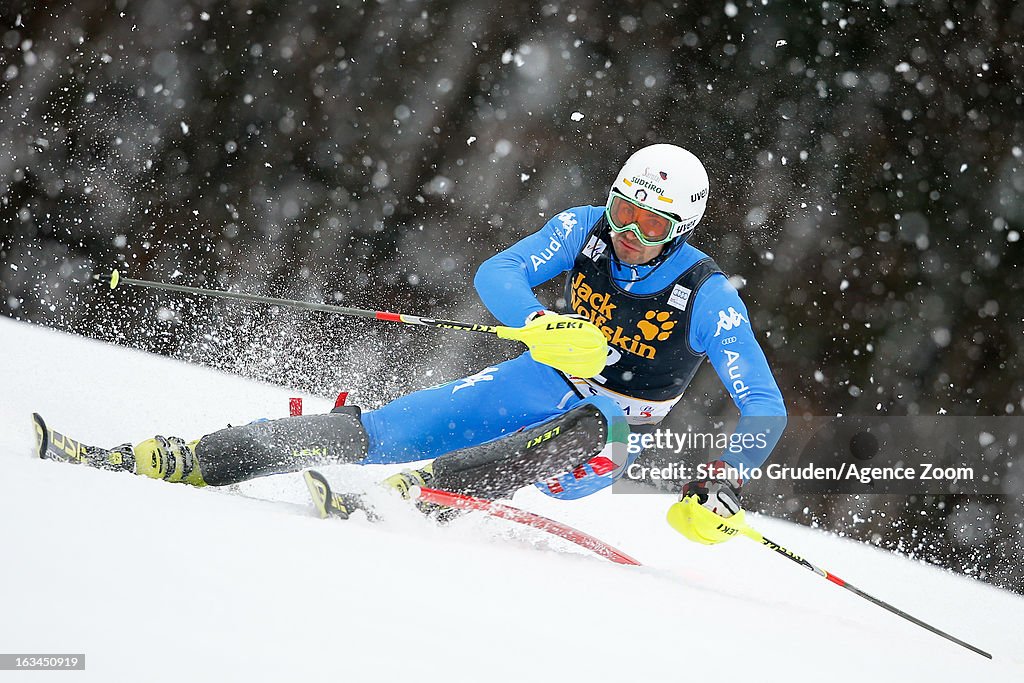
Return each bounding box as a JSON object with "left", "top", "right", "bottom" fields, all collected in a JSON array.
[{"left": 2, "top": 1, "right": 1022, "bottom": 591}]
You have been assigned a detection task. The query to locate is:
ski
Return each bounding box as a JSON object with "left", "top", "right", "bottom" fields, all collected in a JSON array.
[
  {"left": 303, "top": 469, "right": 641, "bottom": 566},
  {"left": 303, "top": 469, "right": 376, "bottom": 521},
  {"left": 32, "top": 418, "right": 641, "bottom": 567},
  {"left": 411, "top": 485, "right": 641, "bottom": 566},
  {"left": 33, "top": 413, "right": 134, "bottom": 472}
]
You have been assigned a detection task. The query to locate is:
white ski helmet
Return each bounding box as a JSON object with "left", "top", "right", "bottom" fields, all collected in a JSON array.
[{"left": 608, "top": 144, "right": 710, "bottom": 243}]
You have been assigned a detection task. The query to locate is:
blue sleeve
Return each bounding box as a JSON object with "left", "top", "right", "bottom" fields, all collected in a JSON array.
[
  {"left": 689, "top": 275, "right": 787, "bottom": 470},
  {"left": 474, "top": 206, "right": 601, "bottom": 327}
]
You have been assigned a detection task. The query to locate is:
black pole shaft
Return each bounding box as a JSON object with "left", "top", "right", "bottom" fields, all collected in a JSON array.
[
  {"left": 756, "top": 533, "right": 992, "bottom": 659},
  {"left": 98, "top": 273, "right": 499, "bottom": 335},
  {"left": 115, "top": 274, "right": 382, "bottom": 318},
  {"left": 839, "top": 577, "right": 993, "bottom": 659}
]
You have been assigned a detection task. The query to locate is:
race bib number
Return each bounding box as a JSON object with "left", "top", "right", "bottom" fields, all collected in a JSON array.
[{"left": 570, "top": 378, "right": 681, "bottom": 425}]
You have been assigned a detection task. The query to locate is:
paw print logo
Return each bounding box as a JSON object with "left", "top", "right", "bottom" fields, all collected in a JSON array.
[{"left": 637, "top": 311, "right": 675, "bottom": 341}]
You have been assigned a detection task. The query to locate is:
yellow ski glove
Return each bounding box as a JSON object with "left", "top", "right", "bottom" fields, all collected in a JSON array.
[
  {"left": 499, "top": 311, "right": 607, "bottom": 378},
  {"left": 667, "top": 493, "right": 747, "bottom": 545},
  {"left": 667, "top": 460, "right": 746, "bottom": 545}
]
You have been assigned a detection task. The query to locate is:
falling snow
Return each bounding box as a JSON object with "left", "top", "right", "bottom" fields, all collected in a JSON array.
[{"left": 0, "top": 0, "right": 1021, "bottom": 596}]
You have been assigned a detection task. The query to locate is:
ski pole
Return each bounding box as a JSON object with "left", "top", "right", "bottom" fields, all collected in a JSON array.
[
  {"left": 736, "top": 519, "right": 992, "bottom": 659},
  {"left": 93, "top": 270, "right": 607, "bottom": 377},
  {"left": 97, "top": 269, "right": 501, "bottom": 332}
]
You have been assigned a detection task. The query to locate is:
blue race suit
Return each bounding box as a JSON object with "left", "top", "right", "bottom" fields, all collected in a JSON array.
[{"left": 361, "top": 205, "right": 787, "bottom": 497}]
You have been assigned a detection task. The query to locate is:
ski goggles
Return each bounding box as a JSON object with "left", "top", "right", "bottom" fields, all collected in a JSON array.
[{"left": 604, "top": 191, "right": 684, "bottom": 246}]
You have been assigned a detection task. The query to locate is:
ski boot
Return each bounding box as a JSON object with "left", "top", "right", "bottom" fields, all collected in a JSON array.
[
  {"left": 133, "top": 435, "right": 206, "bottom": 486},
  {"left": 381, "top": 462, "right": 435, "bottom": 497},
  {"left": 381, "top": 463, "right": 461, "bottom": 522}
]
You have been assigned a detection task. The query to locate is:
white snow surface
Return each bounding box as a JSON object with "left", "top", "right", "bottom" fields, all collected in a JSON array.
[{"left": 1, "top": 317, "right": 1022, "bottom": 682}]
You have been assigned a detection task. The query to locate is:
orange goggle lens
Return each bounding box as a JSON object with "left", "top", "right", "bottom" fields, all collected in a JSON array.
[{"left": 605, "top": 195, "right": 677, "bottom": 245}]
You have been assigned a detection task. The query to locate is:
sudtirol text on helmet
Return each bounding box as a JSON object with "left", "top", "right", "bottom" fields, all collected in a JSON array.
[{"left": 610, "top": 144, "right": 710, "bottom": 242}]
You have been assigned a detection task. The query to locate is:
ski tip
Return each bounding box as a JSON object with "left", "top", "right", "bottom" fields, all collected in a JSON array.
[
  {"left": 31, "top": 413, "right": 48, "bottom": 459},
  {"left": 303, "top": 470, "right": 332, "bottom": 519},
  {"left": 305, "top": 469, "right": 329, "bottom": 488}
]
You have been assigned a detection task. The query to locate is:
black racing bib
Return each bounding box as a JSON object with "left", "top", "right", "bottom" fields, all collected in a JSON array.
[{"left": 560, "top": 224, "right": 723, "bottom": 402}]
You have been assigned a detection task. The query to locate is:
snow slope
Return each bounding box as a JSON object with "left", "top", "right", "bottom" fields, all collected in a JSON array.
[{"left": 1, "top": 317, "right": 1022, "bottom": 682}]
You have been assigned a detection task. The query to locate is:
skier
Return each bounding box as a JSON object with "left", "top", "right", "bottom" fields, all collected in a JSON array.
[{"left": 41, "top": 144, "right": 787, "bottom": 543}]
